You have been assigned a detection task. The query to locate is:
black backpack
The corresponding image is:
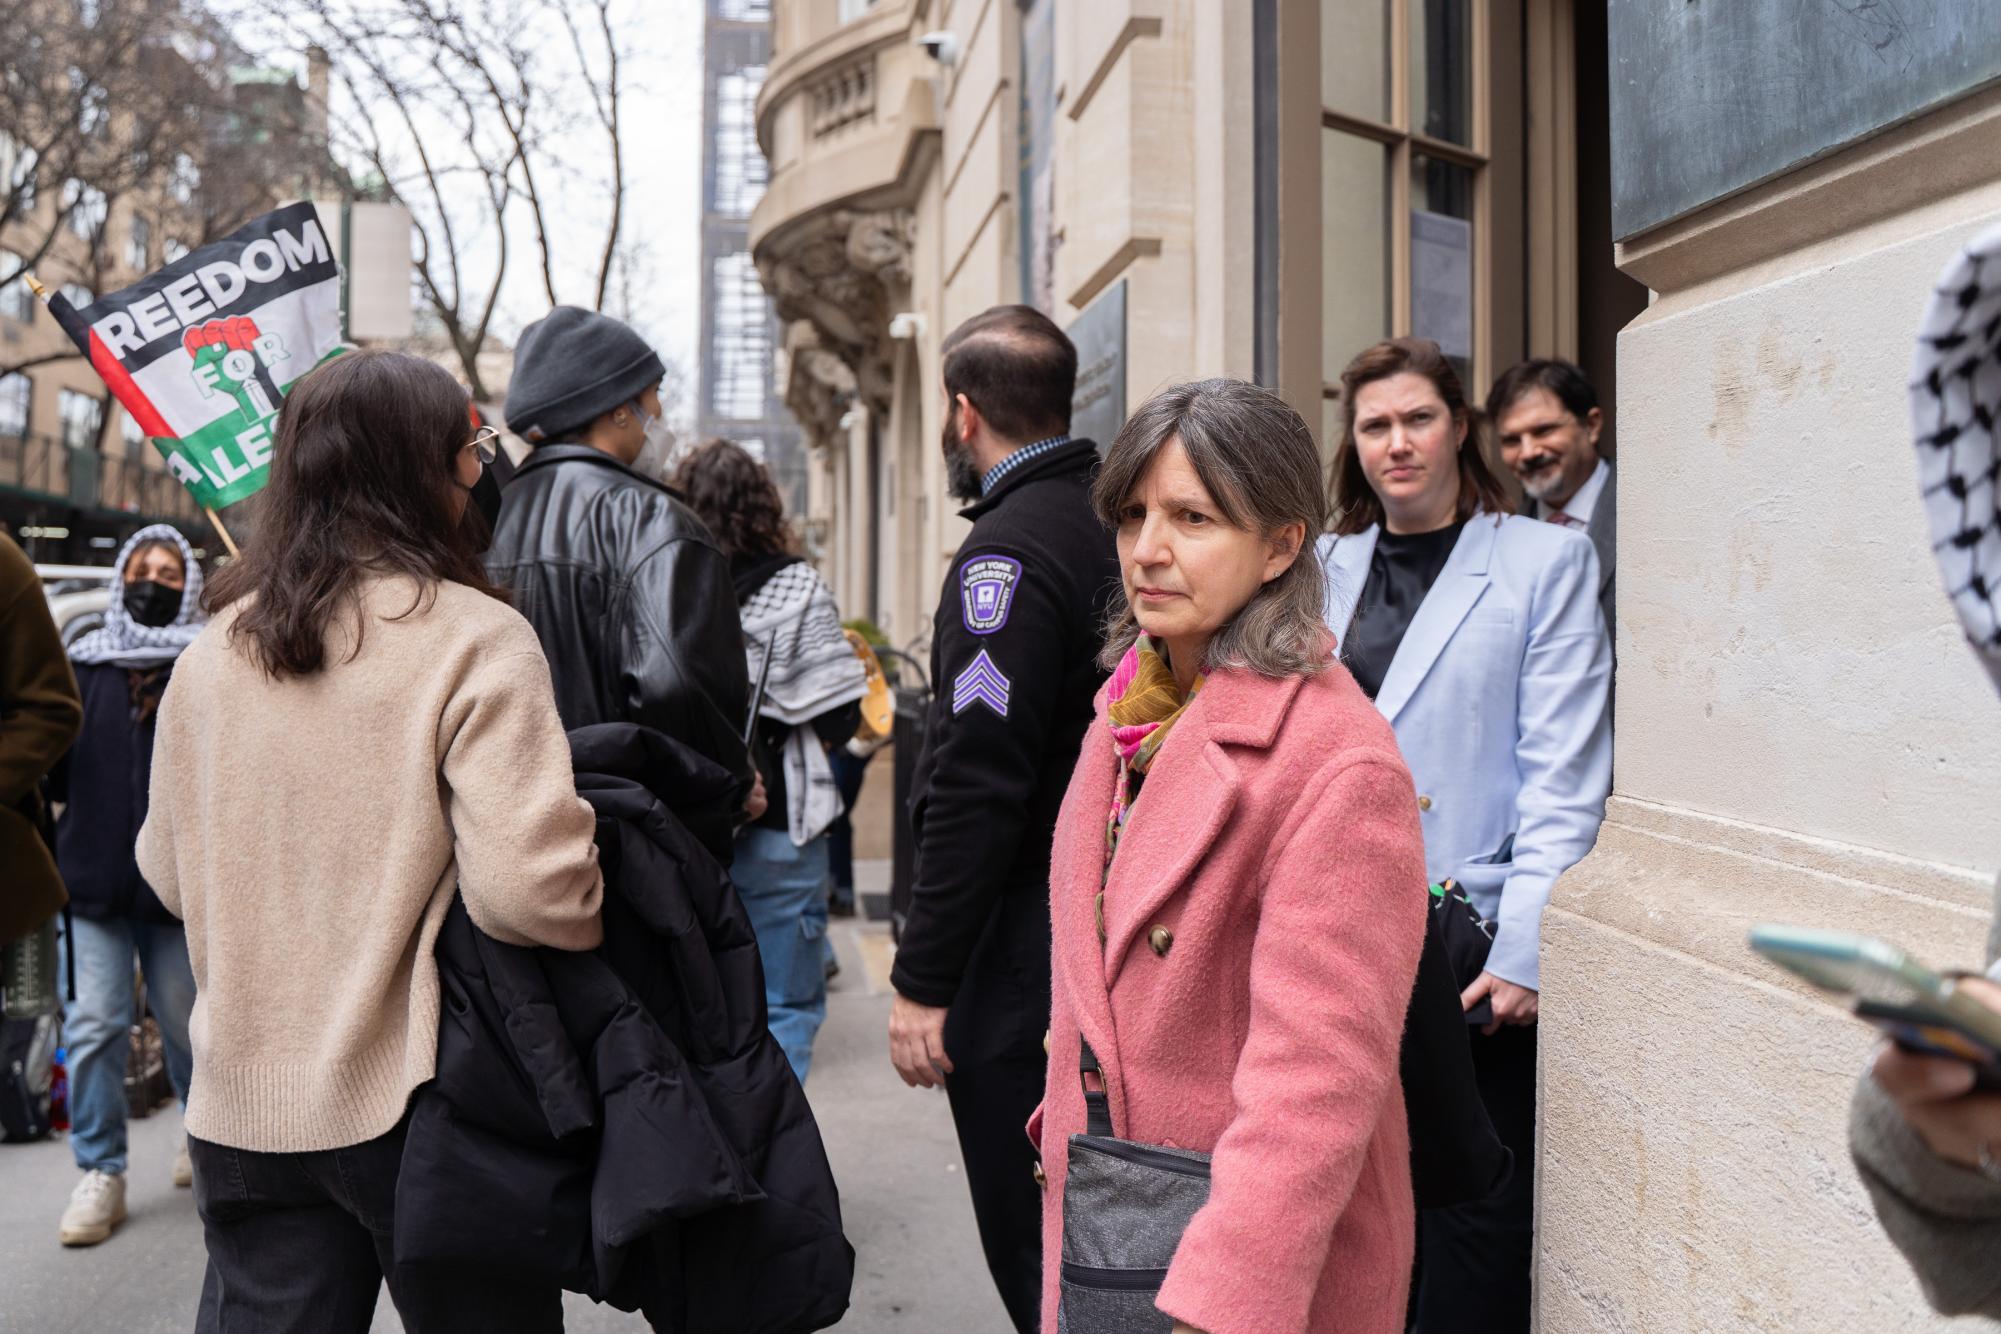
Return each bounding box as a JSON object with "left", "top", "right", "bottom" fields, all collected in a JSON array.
[{"left": 0, "top": 1013, "right": 58, "bottom": 1142}]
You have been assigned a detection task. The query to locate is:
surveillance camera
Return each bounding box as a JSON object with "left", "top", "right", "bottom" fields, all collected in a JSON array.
[{"left": 917, "top": 30, "right": 960, "bottom": 66}]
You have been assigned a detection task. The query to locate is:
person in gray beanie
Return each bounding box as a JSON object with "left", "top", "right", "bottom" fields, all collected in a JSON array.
[{"left": 485, "top": 306, "right": 761, "bottom": 815}]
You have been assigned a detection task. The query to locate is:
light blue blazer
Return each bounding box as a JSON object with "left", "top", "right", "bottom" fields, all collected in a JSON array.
[{"left": 1317, "top": 512, "right": 1611, "bottom": 991}]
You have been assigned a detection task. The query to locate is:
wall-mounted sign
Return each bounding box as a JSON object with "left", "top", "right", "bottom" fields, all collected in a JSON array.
[{"left": 1069, "top": 280, "right": 1126, "bottom": 452}]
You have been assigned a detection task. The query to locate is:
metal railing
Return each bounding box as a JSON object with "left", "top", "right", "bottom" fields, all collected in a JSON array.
[{"left": 0, "top": 431, "right": 200, "bottom": 523}]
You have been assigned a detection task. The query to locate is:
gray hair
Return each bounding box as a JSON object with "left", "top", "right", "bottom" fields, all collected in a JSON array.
[{"left": 1091, "top": 378, "right": 1330, "bottom": 678}]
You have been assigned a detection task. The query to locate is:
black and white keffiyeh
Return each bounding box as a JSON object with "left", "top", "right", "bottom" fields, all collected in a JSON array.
[
  {"left": 1913, "top": 221, "right": 2001, "bottom": 691},
  {"left": 741, "top": 561, "right": 868, "bottom": 845},
  {"left": 67, "top": 523, "right": 206, "bottom": 668}
]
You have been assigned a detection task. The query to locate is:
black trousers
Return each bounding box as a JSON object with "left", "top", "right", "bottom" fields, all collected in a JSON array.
[
  {"left": 189, "top": 1121, "right": 564, "bottom": 1334},
  {"left": 1412, "top": 1023, "right": 1538, "bottom": 1334},
  {"left": 944, "top": 1049, "right": 1046, "bottom": 1333}
]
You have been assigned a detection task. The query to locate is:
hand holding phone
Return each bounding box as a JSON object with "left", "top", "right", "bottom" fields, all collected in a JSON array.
[
  {"left": 1871, "top": 975, "right": 2001, "bottom": 1175},
  {"left": 1749, "top": 925, "right": 2001, "bottom": 1089}
]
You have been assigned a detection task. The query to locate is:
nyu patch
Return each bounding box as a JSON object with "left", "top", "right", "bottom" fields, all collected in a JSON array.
[
  {"left": 952, "top": 649, "right": 1012, "bottom": 717},
  {"left": 960, "top": 556, "right": 1022, "bottom": 635}
]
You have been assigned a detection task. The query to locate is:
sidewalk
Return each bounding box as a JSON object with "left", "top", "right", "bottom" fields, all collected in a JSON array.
[{"left": 0, "top": 865, "right": 1012, "bottom": 1334}]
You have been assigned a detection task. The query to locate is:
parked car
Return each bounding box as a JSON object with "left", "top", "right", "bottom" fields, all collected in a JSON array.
[{"left": 36, "top": 564, "right": 115, "bottom": 650}]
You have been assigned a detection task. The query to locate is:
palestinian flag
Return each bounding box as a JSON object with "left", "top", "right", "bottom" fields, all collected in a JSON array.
[{"left": 47, "top": 202, "right": 348, "bottom": 511}]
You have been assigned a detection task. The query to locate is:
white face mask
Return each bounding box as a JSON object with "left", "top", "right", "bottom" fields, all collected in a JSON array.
[{"left": 631, "top": 403, "right": 679, "bottom": 480}]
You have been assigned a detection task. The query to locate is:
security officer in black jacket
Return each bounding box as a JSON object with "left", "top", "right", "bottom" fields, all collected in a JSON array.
[
  {"left": 485, "top": 306, "right": 756, "bottom": 810},
  {"left": 888, "top": 305, "right": 1118, "bottom": 1332}
]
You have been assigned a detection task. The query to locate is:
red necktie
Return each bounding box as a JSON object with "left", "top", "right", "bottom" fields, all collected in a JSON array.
[{"left": 1547, "top": 510, "right": 1584, "bottom": 530}]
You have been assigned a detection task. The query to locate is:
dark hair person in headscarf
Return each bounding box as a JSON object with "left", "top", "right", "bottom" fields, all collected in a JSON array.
[
  {"left": 670, "top": 439, "right": 866, "bottom": 1084},
  {"left": 48, "top": 522, "right": 205, "bottom": 1247}
]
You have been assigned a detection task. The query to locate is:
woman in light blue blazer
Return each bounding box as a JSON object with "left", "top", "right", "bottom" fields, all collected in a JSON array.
[{"left": 1317, "top": 337, "right": 1611, "bottom": 1334}]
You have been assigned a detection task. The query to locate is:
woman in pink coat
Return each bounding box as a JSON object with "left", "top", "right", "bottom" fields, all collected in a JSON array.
[{"left": 1032, "top": 378, "right": 1429, "bottom": 1334}]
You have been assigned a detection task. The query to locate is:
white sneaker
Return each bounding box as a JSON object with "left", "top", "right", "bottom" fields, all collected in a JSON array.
[
  {"left": 173, "top": 1137, "right": 193, "bottom": 1189},
  {"left": 59, "top": 1170, "right": 127, "bottom": 1247}
]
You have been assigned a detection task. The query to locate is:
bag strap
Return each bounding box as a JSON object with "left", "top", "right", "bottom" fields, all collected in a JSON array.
[{"left": 1079, "top": 1038, "right": 1115, "bottom": 1137}]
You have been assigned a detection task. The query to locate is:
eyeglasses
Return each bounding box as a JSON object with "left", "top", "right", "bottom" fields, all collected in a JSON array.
[{"left": 464, "top": 426, "right": 499, "bottom": 467}]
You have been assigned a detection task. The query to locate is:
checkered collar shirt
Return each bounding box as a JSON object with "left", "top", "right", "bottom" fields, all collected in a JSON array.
[{"left": 980, "top": 435, "right": 1072, "bottom": 496}]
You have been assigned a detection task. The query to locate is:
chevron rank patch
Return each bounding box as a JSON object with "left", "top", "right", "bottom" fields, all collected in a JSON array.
[{"left": 952, "top": 649, "right": 1012, "bottom": 717}]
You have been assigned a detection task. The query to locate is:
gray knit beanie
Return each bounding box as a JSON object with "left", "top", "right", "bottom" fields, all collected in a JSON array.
[{"left": 505, "top": 306, "right": 666, "bottom": 443}]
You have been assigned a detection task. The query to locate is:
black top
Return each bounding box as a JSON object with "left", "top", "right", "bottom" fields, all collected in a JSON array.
[
  {"left": 1341, "top": 521, "right": 1466, "bottom": 700},
  {"left": 892, "top": 437, "right": 1121, "bottom": 1017},
  {"left": 48, "top": 661, "right": 177, "bottom": 922},
  {"left": 732, "top": 552, "right": 862, "bottom": 835},
  {"left": 484, "top": 445, "right": 753, "bottom": 806}
]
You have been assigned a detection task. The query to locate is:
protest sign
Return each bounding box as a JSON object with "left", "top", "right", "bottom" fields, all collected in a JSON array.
[{"left": 43, "top": 202, "right": 348, "bottom": 515}]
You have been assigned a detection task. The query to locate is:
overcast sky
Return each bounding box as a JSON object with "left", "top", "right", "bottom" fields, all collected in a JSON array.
[
  {"left": 253, "top": 0, "right": 710, "bottom": 398},
  {"left": 622, "top": 0, "right": 706, "bottom": 386}
]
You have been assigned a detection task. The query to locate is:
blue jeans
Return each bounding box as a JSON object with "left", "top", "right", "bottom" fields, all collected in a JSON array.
[
  {"left": 733, "top": 826, "right": 830, "bottom": 1084},
  {"left": 62, "top": 915, "right": 195, "bottom": 1173}
]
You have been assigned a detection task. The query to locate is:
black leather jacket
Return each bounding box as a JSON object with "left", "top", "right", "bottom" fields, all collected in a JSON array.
[{"left": 485, "top": 445, "right": 753, "bottom": 802}]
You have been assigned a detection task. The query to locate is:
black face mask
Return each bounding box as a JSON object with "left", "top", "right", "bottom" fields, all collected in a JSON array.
[{"left": 124, "top": 579, "right": 182, "bottom": 628}]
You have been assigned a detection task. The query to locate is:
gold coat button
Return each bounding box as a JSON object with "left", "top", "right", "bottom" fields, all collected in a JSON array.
[
  {"left": 1148, "top": 925, "right": 1173, "bottom": 957},
  {"left": 1417, "top": 794, "right": 1433, "bottom": 811}
]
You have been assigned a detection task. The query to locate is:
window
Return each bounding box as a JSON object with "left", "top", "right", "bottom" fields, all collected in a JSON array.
[
  {"left": 169, "top": 154, "right": 198, "bottom": 206},
  {"left": 121, "top": 409, "right": 147, "bottom": 457},
  {"left": 71, "top": 68, "right": 109, "bottom": 137},
  {"left": 60, "top": 283, "right": 92, "bottom": 311},
  {"left": 62, "top": 179, "right": 107, "bottom": 240},
  {"left": 1320, "top": 0, "right": 1488, "bottom": 435},
  {"left": 712, "top": 66, "right": 768, "bottom": 217},
  {"left": 58, "top": 388, "right": 102, "bottom": 452},
  {"left": 709, "top": 249, "right": 771, "bottom": 421},
  {"left": 836, "top": 0, "right": 876, "bottom": 21},
  {"left": 0, "top": 251, "right": 34, "bottom": 323},
  {"left": 162, "top": 237, "right": 190, "bottom": 264},
  {"left": 716, "top": 0, "right": 771, "bottom": 19},
  {"left": 0, "top": 373, "right": 29, "bottom": 438},
  {"left": 126, "top": 215, "right": 151, "bottom": 271},
  {"left": 1, "top": 132, "right": 37, "bottom": 214}
]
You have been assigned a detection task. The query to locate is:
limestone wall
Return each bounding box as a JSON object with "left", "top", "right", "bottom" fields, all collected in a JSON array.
[{"left": 1540, "top": 89, "right": 2001, "bottom": 1331}]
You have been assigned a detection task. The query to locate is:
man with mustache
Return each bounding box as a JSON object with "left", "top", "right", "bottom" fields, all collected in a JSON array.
[
  {"left": 888, "top": 304, "right": 1118, "bottom": 1332},
  {"left": 1489, "top": 360, "right": 1616, "bottom": 645}
]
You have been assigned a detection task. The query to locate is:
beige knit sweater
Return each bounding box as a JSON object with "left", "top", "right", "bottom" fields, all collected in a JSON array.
[{"left": 137, "top": 575, "right": 604, "bottom": 1153}]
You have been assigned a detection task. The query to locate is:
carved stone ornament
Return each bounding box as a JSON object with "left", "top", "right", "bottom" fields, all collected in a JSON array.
[
  {"left": 779, "top": 320, "right": 861, "bottom": 451},
  {"left": 758, "top": 207, "right": 914, "bottom": 446}
]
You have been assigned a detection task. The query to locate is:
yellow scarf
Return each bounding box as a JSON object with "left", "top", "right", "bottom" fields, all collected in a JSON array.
[{"left": 1101, "top": 636, "right": 1203, "bottom": 908}]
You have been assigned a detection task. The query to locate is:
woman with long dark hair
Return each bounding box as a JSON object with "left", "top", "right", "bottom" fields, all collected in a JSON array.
[
  {"left": 137, "top": 350, "right": 604, "bottom": 1332},
  {"left": 671, "top": 439, "right": 865, "bottom": 1083},
  {"left": 1319, "top": 337, "right": 1611, "bottom": 1332}
]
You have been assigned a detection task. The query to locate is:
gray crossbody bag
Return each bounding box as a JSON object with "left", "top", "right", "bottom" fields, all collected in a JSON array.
[{"left": 1057, "top": 1038, "right": 1213, "bottom": 1332}]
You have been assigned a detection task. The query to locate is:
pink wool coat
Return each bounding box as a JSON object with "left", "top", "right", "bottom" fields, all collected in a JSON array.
[{"left": 1032, "top": 660, "right": 1428, "bottom": 1334}]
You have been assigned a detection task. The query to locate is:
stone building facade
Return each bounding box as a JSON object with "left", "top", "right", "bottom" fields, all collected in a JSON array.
[
  {"left": 752, "top": 0, "right": 1639, "bottom": 651},
  {"left": 1539, "top": 6, "right": 2001, "bottom": 1329}
]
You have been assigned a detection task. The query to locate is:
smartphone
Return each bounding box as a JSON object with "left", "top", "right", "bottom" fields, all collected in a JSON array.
[{"left": 1749, "top": 924, "right": 2001, "bottom": 1088}]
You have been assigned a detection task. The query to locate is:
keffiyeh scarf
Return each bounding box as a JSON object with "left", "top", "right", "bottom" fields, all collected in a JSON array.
[
  {"left": 1913, "top": 220, "right": 2001, "bottom": 691},
  {"left": 740, "top": 559, "right": 868, "bottom": 846},
  {"left": 68, "top": 523, "right": 206, "bottom": 669}
]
